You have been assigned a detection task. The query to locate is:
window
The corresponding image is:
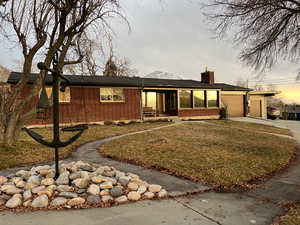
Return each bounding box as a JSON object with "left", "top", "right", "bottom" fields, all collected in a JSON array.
[
  {"left": 180, "top": 90, "right": 192, "bottom": 108},
  {"left": 100, "top": 88, "right": 124, "bottom": 102},
  {"left": 43, "top": 87, "right": 71, "bottom": 103},
  {"left": 142, "top": 92, "right": 157, "bottom": 109},
  {"left": 194, "top": 90, "right": 205, "bottom": 108},
  {"left": 207, "top": 91, "right": 219, "bottom": 107}
]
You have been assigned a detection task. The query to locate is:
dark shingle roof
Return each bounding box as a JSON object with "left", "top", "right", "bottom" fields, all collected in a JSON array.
[{"left": 7, "top": 72, "right": 251, "bottom": 91}]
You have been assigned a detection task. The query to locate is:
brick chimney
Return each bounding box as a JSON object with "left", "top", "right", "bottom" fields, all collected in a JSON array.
[{"left": 201, "top": 71, "right": 215, "bottom": 84}]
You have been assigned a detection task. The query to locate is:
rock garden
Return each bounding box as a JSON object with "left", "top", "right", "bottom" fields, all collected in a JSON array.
[{"left": 0, "top": 161, "right": 168, "bottom": 212}]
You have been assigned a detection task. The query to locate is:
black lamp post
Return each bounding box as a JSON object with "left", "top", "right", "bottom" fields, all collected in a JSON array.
[{"left": 23, "top": 61, "right": 88, "bottom": 179}]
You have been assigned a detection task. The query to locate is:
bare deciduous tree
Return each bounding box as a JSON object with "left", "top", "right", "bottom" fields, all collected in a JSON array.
[
  {"left": 206, "top": 0, "right": 300, "bottom": 74},
  {"left": 0, "top": 0, "right": 125, "bottom": 146},
  {"left": 103, "top": 55, "right": 138, "bottom": 77},
  {"left": 235, "top": 77, "right": 248, "bottom": 88}
]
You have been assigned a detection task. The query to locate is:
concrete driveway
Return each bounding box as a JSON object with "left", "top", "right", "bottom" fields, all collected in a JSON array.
[
  {"left": 0, "top": 118, "right": 299, "bottom": 225},
  {"left": 231, "top": 117, "right": 300, "bottom": 141}
]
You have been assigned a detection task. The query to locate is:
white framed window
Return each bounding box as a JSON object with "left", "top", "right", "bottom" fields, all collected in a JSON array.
[{"left": 100, "top": 88, "right": 125, "bottom": 103}]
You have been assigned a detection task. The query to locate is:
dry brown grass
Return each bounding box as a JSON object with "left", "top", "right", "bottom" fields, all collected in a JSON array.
[
  {"left": 102, "top": 122, "right": 297, "bottom": 187},
  {"left": 0, "top": 122, "right": 171, "bottom": 170},
  {"left": 206, "top": 120, "right": 293, "bottom": 136},
  {"left": 275, "top": 205, "right": 300, "bottom": 225}
]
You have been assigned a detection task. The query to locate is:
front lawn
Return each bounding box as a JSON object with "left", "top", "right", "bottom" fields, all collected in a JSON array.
[
  {"left": 275, "top": 205, "right": 300, "bottom": 225},
  {"left": 102, "top": 122, "right": 297, "bottom": 187},
  {"left": 206, "top": 120, "right": 293, "bottom": 137},
  {"left": 0, "top": 122, "right": 171, "bottom": 170}
]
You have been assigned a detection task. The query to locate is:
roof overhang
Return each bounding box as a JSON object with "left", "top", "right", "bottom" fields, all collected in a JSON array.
[{"left": 249, "top": 91, "right": 280, "bottom": 97}]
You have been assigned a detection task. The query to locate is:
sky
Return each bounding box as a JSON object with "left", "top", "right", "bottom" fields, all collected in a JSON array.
[{"left": 0, "top": 0, "right": 299, "bottom": 103}]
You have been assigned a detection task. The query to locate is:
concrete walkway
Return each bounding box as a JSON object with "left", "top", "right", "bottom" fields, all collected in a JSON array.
[{"left": 0, "top": 118, "right": 300, "bottom": 225}]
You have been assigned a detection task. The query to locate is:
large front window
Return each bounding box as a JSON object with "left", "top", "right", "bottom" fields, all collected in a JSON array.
[
  {"left": 207, "top": 91, "right": 219, "bottom": 107},
  {"left": 143, "top": 92, "right": 157, "bottom": 109},
  {"left": 193, "top": 90, "right": 205, "bottom": 108},
  {"left": 100, "top": 88, "right": 125, "bottom": 102},
  {"left": 180, "top": 90, "right": 192, "bottom": 108}
]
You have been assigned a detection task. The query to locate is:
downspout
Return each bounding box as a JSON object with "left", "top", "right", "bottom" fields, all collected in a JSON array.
[
  {"left": 140, "top": 78, "right": 144, "bottom": 122},
  {"left": 245, "top": 90, "right": 250, "bottom": 117}
]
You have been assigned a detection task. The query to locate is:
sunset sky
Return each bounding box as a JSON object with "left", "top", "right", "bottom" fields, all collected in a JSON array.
[{"left": 0, "top": 0, "right": 299, "bottom": 103}]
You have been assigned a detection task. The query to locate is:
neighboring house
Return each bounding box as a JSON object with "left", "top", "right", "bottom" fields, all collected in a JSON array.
[
  {"left": 7, "top": 71, "right": 252, "bottom": 126},
  {"left": 248, "top": 91, "right": 278, "bottom": 119}
]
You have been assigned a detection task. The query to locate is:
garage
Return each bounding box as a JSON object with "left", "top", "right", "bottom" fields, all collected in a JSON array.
[
  {"left": 250, "top": 99, "right": 262, "bottom": 117},
  {"left": 221, "top": 95, "right": 245, "bottom": 117}
]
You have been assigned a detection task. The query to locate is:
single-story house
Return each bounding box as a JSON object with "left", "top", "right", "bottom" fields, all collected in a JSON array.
[{"left": 7, "top": 70, "right": 266, "bottom": 126}]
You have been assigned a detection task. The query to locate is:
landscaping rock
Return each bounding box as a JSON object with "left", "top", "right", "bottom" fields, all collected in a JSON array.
[
  {"left": 73, "top": 178, "right": 89, "bottom": 189},
  {"left": 94, "top": 168, "right": 104, "bottom": 176},
  {"left": 0, "top": 194, "right": 11, "bottom": 200},
  {"left": 12, "top": 177, "right": 23, "bottom": 184},
  {"left": 128, "top": 191, "right": 141, "bottom": 201},
  {"left": 0, "top": 161, "right": 168, "bottom": 211},
  {"left": 41, "top": 178, "right": 54, "bottom": 186},
  {"left": 37, "top": 187, "right": 54, "bottom": 198},
  {"left": 101, "top": 195, "right": 113, "bottom": 203},
  {"left": 31, "top": 195, "right": 49, "bottom": 208},
  {"left": 158, "top": 189, "right": 168, "bottom": 198},
  {"left": 110, "top": 187, "right": 123, "bottom": 197},
  {"left": 80, "top": 171, "right": 90, "bottom": 179},
  {"left": 59, "top": 192, "right": 78, "bottom": 199},
  {"left": 67, "top": 197, "right": 85, "bottom": 206},
  {"left": 5, "top": 195, "right": 22, "bottom": 208},
  {"left": 100, "top": 181, "right": 113, "bottom": 189},
  {"left": 137, "top": 185, "right": 147, "bottom": 195},
  {"left": 15, "top": 170, "right": 30, "bottom": 179},
  {"left": 115, "top": 196, "right": 128, "bottom": 204},
  {"left": 91, "top": 176, "right": 106, "bottom": 184},
  {"left": 143, "top": 192, "right": 155, "bottom": 199},
  {"left": 87, "top": 184, "right": 100, "bottom": 195},
  {"left": 100, "top": 189, "right": 110, "bottom": 196},
  {"left": 51, "top": 197, "right": 68, "bottom": 207},
  {"left": 115, "top": 171, "right": 126, "bottom": 179},
  {"left": 16, "top": 180, "right": 26, "bottom": 188},
  {"left": 103, "top": 170, "right": 115, "bottom": 177},
  {"left": 25, "top": 182, "right": 38, "bottom": 190},
  {"left": 57, "top": 185, "right": 74, "bottom": 192},
  {"left": 69, "top": 172, "right": 81, "bottom": 180},
  {"left": 23, "top": 190, "right": 32, "bottom": 201},
  {"left": 128, "top": 182, "right": 139, "bottom": 191},
  {"left": 87, "top": 195, "right": 101, "bottom": 205},
  {"left": 118, "top": 176, "right": 130, "bottom": 186},
  {"left": 56, "top": 172, "right": 69, "bottom": 185},
  {"left": 23, "top": 200, "right": 32, "bottom": 207},
  {"left": 148, "top": 184, "right": 162, "bottom": 193},
  {"left": 39, "top": 170, "right": 51, "bottom": 176},
  {"left": 27, "top": 176, "right": 41, "bottom": 185},
  {"left": 80, "top": 165, "right": 94, "bottom": 172},
  {"left": 76, "top": 189, "right": 86, "bottom": 194},
  {"left": 32, "top": 186, "right": 46, "bottom": 194},
  {"left": 1, "top": 185, "right": 22, "bottom": 195}
]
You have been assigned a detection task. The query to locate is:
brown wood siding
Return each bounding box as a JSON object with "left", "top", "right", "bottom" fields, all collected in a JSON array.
[
  {"left": 178, "top": 108, "right": 220, "bottom": 117},
  {"left": 23, "top": 86, "right": 141, "bottom": 125},
  {"left": 250, "top": 100, "right": 262, "bottom": 118}
]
